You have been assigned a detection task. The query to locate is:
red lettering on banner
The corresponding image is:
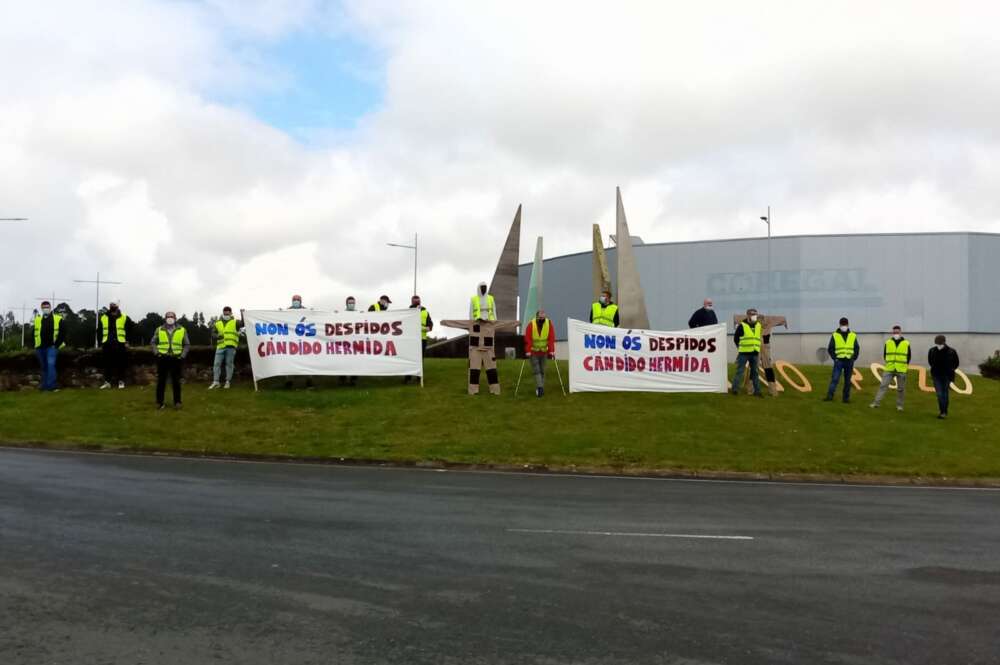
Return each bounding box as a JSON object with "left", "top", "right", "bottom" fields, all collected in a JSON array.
[{"left": 385, "top": 340, "right": 397, "bottom": 356}]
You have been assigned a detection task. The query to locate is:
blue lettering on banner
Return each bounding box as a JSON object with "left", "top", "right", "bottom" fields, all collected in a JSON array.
[
  {"left": 622, "top": 335, "right": 642, "bottom": 351},
  {"left": 294, "top": 322, "right": 317, "bottom": 337},
  {"left": 584, "top": 334, "right": 616, "bottom": 349},
  {"left": 255, "top": 322, "right": 289, "bottom": 336}
]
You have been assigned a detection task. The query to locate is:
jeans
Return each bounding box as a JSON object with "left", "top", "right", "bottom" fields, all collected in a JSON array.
[
  {"left": 35, "top": 346, "right": 58, "bottom": 391},
  {"left": 731, "top": 352, "right": 761, "bottom": 394},
  {"left": 826, "top": 359, "right": 854, "bottom": 401},
  {"left": 156, "top": 356, "right": 183, "bottom": 406},
  {"left": 213, "top": 347, "right": 236, "bottom": 383},
  {"left": 872, "top": 371, "right": 907, "bottom": 408},
  {"left": 530, "top": 355, "right": 547, "bottom": 389},
  {"left": 933, "top": 376, "right": 951, "bottom": 415}
]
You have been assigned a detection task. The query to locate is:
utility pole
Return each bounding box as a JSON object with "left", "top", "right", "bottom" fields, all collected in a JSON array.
[
  {"left": 386, "top": 233, "right": 418, "bottom": 297},
  {"left": 760, "top": 206, "right": 771, "bottom": 313},
  {"left": 73, "top": 272, "right": 123, "bottom": 348}
]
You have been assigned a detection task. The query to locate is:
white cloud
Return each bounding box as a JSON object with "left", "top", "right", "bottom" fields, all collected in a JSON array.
[{"left": 1, "top": 0, "right": 999, "bottom": 329}]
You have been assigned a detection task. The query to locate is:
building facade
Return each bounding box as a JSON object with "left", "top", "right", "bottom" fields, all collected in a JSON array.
[{"left": 518, "top": 232, "right": 1000, "bottom": 371}]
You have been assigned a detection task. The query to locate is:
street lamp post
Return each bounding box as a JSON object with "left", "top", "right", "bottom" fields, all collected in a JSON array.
[
  {"left": 386, "top": 233, "right": 418, "bottom": 297},
  {"left": 760, "top": 206, "right": 771, "bottom": 312},
  {"left": 73, "top": 272, "right": 123, "bottom": 348}
]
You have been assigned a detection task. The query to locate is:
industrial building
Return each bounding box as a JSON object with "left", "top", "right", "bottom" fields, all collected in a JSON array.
[{"left": 518, "top": 232, "right": 1000, "bottom": 371}]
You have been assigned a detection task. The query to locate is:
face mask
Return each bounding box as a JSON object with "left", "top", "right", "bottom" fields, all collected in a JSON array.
[
  {"left": 222, "top": 314, "right": 232, "bottom": 321},
  {"left": 750, "top": 315, "right": 758, "bottom": 322},
  {"left": 292, "top": 301, "right": 302, "bottom": 308},
  {"left": 936, "top": 344, "right": 945, "bottom": 350},
  {"left": 840, "top": 326, "right": 848, "bottom": 332},
  {"left": 599, "top": 296, "right": 608, "bottom": 305},
  {"left": 479, "top": 286, "right": 487, "bottom": 295},
  {"left": 892, "top": 334, "right": 901, "bottom": 340},
  {"left": 705, "top": 305, "right": 713, "bottom": 311},
  {"left": 41, "top": 308, "right": 51, "bottom": 315},
  {"left": 165, "top": 317, "right": 176, "bottom": 325},
  {"left": 380, "top": 300, "right": 389, "bottom": 308},
  {"left": 346, "top": 302, "right": 355, "bottom": 311}
]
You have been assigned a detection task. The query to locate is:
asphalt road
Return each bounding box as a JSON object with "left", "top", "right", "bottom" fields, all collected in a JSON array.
[{"left": 1, "top": 448, "right": 998, "bottom": 665}]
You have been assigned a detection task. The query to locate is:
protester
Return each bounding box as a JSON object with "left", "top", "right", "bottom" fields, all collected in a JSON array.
[
  {"left": 870, "top": 325, "right": 910, "bottom": 411},
  {"left": 730, "top": 308, "right": 763, "bottom": 397},
  {"left": 824, "top": 317, "right": 860, "bottom": 403},
  {"left": 590, "top": 290, "right": 619, "bottom": 327},
  {"left": 284, "top": 295, "right": 311, "bottom": 388},
  {"left": 688, "top": 298, "right": 718, "bottom": 328},
  {"left": 369, "top": 295, "right": 391, "bottom": 312},
  {"left": 289, "top": 294, "right": 304, "bottom": 310},
  {"left": 209, "top": 306, "right": 241, "bottom": 390},
  {"left": 928, "top": 335, "right": 960, "bottom": 419},
  {"left": 404, "top": 295, "right": 433, "bottom": 384},
  {"left": 340, "top": 296, "right": 358, "bottom": 386},
  {"left": 151, "top": 311, "right": 189, "bottom": 410},
  {"left": 470, "top": 282, "right": 496, "bottom": 320},
  {"left": 99, "top": 301, "right": 134, "bottom": 389},
  {"left": 523, "top": 309, "right": 556, "bottom": 397},
  {"left": 32, "top": 301, "right": 65, "bottom": 392}
]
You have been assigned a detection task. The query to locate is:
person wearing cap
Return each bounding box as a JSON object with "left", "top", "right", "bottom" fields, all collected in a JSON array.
[
  {"left": 209, "top": 306, "right": 242, "bottom": 390},
  {"left": 288, "top": 294, "right": 304, "bottom": 310},
  {"left": 470, "top": 282, "right": 497, "bottom": 321},
  {"left": 730, "top": 307, "right": 764, "bottom": 397},
  {"left": 369, "top": 295, "right": 391, "bottom": 312},
  {"left": 523, "top": 309, "right": 556, "bottom": 397},
  {"left": 688, "top": 298, "right": 718, "bottom": 329},
  {"left": 590, "top": 290, "right": 619, "bottom": 327},
  {"left": 824, "top": 317, "right": 860, "bottom": 403},
  {"left": 151, "top": 311, "right": 189, "bottom": 410},
  {"left": 928, "top": 335, "right": 960, "bottom": 419},
  {"left": 404, "top": 295, "right": 433, "bottom": 384},
  {"left": 870, "top": 325, "right": 911, "bottom": 411},
  {"left": 99, "top": 301, "right": 135, "bottom": 389},
  {"left": 32, "top": 301, "right": 65, "bottom": 392}
]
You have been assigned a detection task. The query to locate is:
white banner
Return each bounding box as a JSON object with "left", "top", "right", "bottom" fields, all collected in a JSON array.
[
  {"left": 568, "top": 320, "right": 727, "bottom": 393},
  {"left": 244, "top": 309, "right": 423, "bottom": 381}
]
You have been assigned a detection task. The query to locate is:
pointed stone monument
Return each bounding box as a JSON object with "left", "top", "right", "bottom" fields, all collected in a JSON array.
[
  {"left": 489, "top": 204, "right": 521, "bottom": 323},
  {"left": 615, "top": 187, "right": 650, "bottom": 329},
  {"left": 521, "top": 236, "right": 544, "bottom": 331},
  {"left": 592, "top": 223, "right": 611, "bottom": 300}
]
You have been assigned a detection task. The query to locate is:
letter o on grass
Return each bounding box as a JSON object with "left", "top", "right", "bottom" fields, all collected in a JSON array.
[
  {"left": 775, "top": 361, "right": 811, "bottom": 392},
  {"left": 951, "top": 369, "right": 973, "bottom": 395}
]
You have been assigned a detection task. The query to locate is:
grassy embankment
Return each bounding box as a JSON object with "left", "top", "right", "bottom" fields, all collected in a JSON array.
[{"left": 0, "top": 359, "right": 996, "bottom": 480}]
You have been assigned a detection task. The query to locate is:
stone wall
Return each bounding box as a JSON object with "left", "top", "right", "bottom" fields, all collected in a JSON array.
[{"left": 0, "top": 347, "right": 253, "bottom": 391}]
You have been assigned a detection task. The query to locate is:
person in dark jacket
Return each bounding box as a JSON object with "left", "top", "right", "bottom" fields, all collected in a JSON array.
[
  {"left": 688, "top": 298, "right": 718, "bottom": 329},
  {"left": 98, "top": 302, "right": 135, "bottom": 389},
  {"left": 928, "top": 335, "right": 960, "bottom": 419},
  {"left": 824, "top": 317, "right": 860, "bottom": 403},
  {"left": 32, "top": 301, "right": 66, "bottom": 392}
]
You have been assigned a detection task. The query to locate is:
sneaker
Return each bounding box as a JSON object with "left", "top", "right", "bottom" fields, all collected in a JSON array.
[
  {"left": 51, "top": 388, "right": 60, "bottom": 393},
  {"left": 117, "top": 381, "right": 125, "bottom": 389},
  {"left": 208, "top": 382, "right": 220, "bottom": 390},
  {"left": 896, "top": 406, "right": 904, "bottom": 412},
  {"left": 223, "top": 382, "right": 230, "bottom": 389},
  {"left": 100, "top": 381, "right": 112, "bottom": 390},
  {"left": 869, "top": 403, "right": 878, "bottom": 408},
  {"left": 157, "top": 404, "right": 165, "bottom": 410},
  {"left": 938, "top": 413, "right": 947, "bottom": 419}
]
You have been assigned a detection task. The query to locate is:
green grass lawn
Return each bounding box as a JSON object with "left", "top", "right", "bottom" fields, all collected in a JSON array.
[{"left": 0, "top": 359, "right": 997, "bottom": 480}]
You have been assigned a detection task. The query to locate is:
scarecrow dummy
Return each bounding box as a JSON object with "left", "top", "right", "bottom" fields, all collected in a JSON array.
[
  {"left": 732, "top": 313, "right": 788, "bottom": 396},
  {"left": 442, "top": 283, "right": 518, "bottom": 395}
]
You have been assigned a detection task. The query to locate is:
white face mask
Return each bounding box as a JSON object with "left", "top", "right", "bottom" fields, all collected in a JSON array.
[
  {"left": 749, "top": 315, "right": 758, "bottom": 322},
  {"left": 936, "top": 344, "right": 945, "bottom": 350},
  {"left": 291, "top": 301, "right": 302, "bottom": 309},
  {"left": 380, "top": 300, "right": 389, "bottom": 308},
  {"left": 704, "top": 304, "right": 713, "bottom": 310},
  {"left": 165, "top": 317, "right": 176, "bottom": 326},
  {"left": 222, "top": 314, "right": 232, "bottom": 321},
  {"left": 892, "top": 334, "right": 901, "bottom": 340},
  {"left": 346, "top": 302, "right": 355, "bottom": 311},
  {"left": 599, "top": 296, "right": 608, "bottom": 305},
  {"left": 41, "top": 307, "right": 51, "bottom": 315},
  {"left": 840, "top": 326, "right": 848, "bottom": 332}
]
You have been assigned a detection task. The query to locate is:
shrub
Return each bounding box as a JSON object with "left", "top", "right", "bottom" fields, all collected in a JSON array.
[{"left": 980, "top": 350, "right": 1000, "bottom": 380}]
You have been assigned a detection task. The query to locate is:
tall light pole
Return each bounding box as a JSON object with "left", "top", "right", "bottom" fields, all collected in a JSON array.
[
  {"left": 386, "top": 233, "right": 418, "bottom": 297},
  {"left": 73, "top": 272, "right": 123, "bottom": 348},
  {"left": 760, "top": 206, "right": 771, "bottom": 312}
]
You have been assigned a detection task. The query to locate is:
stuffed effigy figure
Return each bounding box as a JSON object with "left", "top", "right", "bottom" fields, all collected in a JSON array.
[
  {"left": 441, "top": 318, "right": 519, "bottom": 395},
  {"left": 732, "top": 313, "right": 788, "bottom": 396}
]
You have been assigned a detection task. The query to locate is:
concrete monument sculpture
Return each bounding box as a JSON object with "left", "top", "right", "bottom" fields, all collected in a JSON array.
[
  {"left": 520, "top": 237, "right": 543, "bottom": 332},
  {"left": 614, "top": 188, "right": 650, "bottom": 329},
  {"left": 488, "top": 205, "right": 521, "bottom": 326},
  {"left": 592, "top": 224, "right": 611, "bottom": 301}
]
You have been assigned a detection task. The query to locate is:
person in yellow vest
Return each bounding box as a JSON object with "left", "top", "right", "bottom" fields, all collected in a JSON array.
[
  {"left": 869, "top": 325, "right": 911, "bottom": 411},
  {"left": 33, "top": 301, "right": 66, "bottom": 392},
  {"left": 151, "top": 311, "right": 189, "bottom": 410},
  {"left": 730, "top": 308, "right": 764, "bottom": 397},
  {"left": 209, "top": 306, "right": 242, "bottom": 390},
  {"left": 368, "top": 295, "right": 391, "bottom": 312},
  {"left": 404, "top": 295, "right": 433, "bottom": 384},
  {"left": 824, "top": 316, "right": 860, "bottom": 403},
  {"left": 589, "top": 290, "right": 620, "bottom": 327},
  {"left": 523, "top": 309, "right": 556, "bottom": 397},
  {"left": 470, "top": 282, "right": 496, "bottom": 320},
  {"left": 99, "top": 301, "right": 134, "bottom": 389}
]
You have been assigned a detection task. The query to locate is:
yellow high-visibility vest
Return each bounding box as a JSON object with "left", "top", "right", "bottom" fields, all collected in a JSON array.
[
  {"left": 738, "top": 321, "right": 762, "bottom": 353},
  {"left": 214, "top": 318, "right": 239, "bottom": 349},
  {"left": 883, "top": 338, "right": 910, "bottom": 373},
  {"left": 832, "top": 331, "right": 858, "bottom": 360},
  {"left": 420, "top": 308, "right": 429, "bottom": 340},
  {"left": 530, "top": 318, "right": 551, "bottom": 352},
  {"left": 471, "top": 294, "right": 496, "bottom": 320},
  {"left": 157, "top": 327, "right": 186, "bottom": 357},
  {"left": 33, "top": 314, "right": 64, "bottom": 349},
  {"left": 591, "top": 302, "right": 618, "bottom": 327},
  {"left": 100, "top": 313, "right": 127, "bottom": 344}
]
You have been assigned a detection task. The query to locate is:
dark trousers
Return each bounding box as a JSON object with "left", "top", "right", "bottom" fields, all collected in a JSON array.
[
  {"left": 35, "top": 347, "right": 58, "bottom": 391},
  {"left": 156, "top": 356, "right": 182, "bottom": 406},
  {"left": 826, "top": 359, "right": 854, "bottom": 400},
  {"left": 103, "top": 343, "right": 128, "bottom": 383},
  {"left": 933, "top": 376, "right": 951, "bottom": 415}
]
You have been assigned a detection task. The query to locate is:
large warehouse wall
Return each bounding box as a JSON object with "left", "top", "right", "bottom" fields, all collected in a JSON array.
[{"left": 519, "top": 232, "right": 998, "bottom": 337}]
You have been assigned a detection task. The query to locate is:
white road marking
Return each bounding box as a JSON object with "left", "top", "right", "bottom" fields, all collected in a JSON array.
[{"left": 507, "top": 528, "right": 754, "bottom": 540}]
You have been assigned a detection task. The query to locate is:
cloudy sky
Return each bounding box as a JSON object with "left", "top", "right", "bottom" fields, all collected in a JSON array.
[{"left": 2, "top": 0, "right": 998, "bottom": 322}]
